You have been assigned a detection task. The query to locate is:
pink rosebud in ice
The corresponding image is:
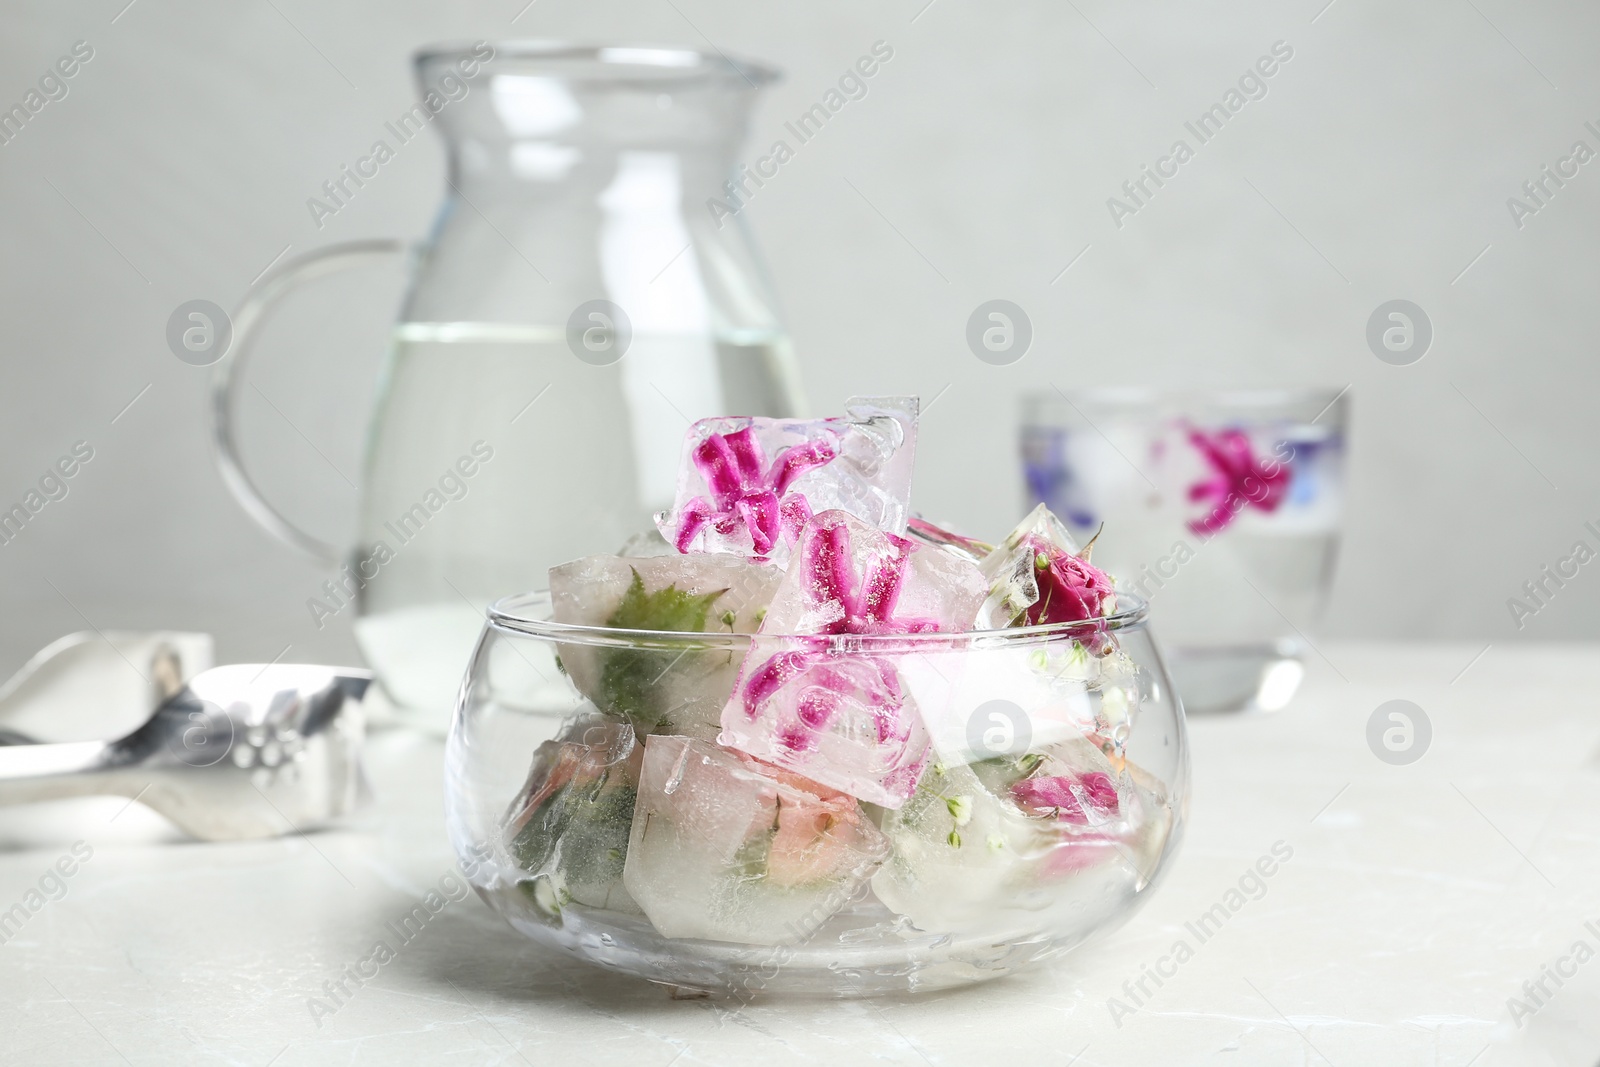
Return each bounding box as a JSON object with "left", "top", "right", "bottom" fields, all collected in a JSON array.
[
  {"left": 1021, "top": 533, "right": 1116, "bottom": 626},
  {"left": 1010, "top": 771, "right": 1119, "bottom": 825},
  {"left": 766, "top": 783, "right": 876, "bottom": 889}
]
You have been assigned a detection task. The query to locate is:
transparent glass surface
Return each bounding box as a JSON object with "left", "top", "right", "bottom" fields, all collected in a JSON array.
[
  {"left": 445, "top": 591, "right": 1189, "bottom": 997},
  {"left": 352, "top": 45, "right": 804, "bottom": 721},
  {"left": 1021, "top": 388, "right": 1347, "bottom": 713}
]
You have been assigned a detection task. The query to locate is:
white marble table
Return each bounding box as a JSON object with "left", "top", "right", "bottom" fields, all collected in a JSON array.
[{"left": 2, "top": 643, "right": 1597, "bottom": 1066}]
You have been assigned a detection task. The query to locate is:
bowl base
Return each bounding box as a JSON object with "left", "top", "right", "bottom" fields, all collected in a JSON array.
[{"left": 472, "top": 875, "right": 1145, "bottom": 998}]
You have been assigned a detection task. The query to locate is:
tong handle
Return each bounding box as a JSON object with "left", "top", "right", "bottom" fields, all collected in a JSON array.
[{"left": 0, "top": 741, "right": 126, "bottom": 806}]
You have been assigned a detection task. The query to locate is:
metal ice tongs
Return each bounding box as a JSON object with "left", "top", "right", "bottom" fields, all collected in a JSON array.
[{"left": 0, "top": 634, "right": 371, "bottom": 840}]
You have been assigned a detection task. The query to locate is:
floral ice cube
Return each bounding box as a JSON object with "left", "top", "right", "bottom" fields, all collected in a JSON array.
[
  {"left": 978, "top": 504, "right": 1117, "bottom": 638},
  {"left": 505, "top": 717, "right": 644, "bottom": 920},
  {"left": 655, "top": 396, "right": 918, "bottom": 561},
  {"left": 870, "top": 759, "right": 1039, "bottom": 932},
  {"left": 727, "top": 645, "right": 931, "bottom": 806},
  {"left": 756, "top": 509, "right": 987, "bottom": 639},
  {"left": 1001, "top": 743, "right": 1174, "bottom": 884},
  {"left": 549, "top": 554, "right": 781, "bottom": 738},
  {"left": 719, "top": 510, "right": 988, "bottom": 806},
  {"left": 872, "top": 736, "right": 1163, "bottom": 932},
  {"left": 622, "top": 735, "right": 889, "bottom": 945}
]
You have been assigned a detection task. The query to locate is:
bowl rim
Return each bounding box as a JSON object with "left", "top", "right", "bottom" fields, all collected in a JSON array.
[{"left": 483, "top": 588, "right": 1150, "bottom": 647}]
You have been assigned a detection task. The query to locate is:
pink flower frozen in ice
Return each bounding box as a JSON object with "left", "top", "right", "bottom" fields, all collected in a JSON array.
[
  {"left": 739, "top": 651, "right": 912, "bottom": 755},
  {"left": 1011, "top": 771, "right": 1120, "bottom": 825},
  {"left": 1038, "top": 834, "right": 1124, "bottom": 877},
  {"left": 1016, "top": 771, "right": 1127, "bottom": 878},
  {"left": 1020, "top": 533, "right": 1116, "bottom": 626},
  {"left": 674, "top": 426, "right": 839, "bottom": 557},
  {"left": 755, "top": 763, "right": 879, "bottom": 888},
  {"left": 1185, "top": 427, "right": 1290, "bottom": 537},
  {"left": 730, "top": 512, "right": 950, "bottom": 797},
  {"left": 790, "top": 514, "right": 942, "bottom": 637}
]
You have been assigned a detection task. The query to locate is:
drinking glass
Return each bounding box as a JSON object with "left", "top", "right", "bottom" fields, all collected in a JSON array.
[{"left": 1021, "top": 388, "right": 1348, "bottom": 712}]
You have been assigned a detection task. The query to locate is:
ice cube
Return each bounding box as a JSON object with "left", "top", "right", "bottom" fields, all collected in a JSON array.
[
  {"left": 505, "top": 716, "right": 644, "bottom": 920},
  {"left": 719, "top": 510, "right": 988, "bottom": 806},
  {"left": 869, "top": 758, "right": 1038, "bottom": 931},
  {"left": 617, "top": 528, "right": 674, "bottom": 557},
  {"left": 655, "top": 396, "right": 918, "bottom": 561},
  {"left": 1018, "top": 638, "right": 1143, "bottom": 759},
  {"left": 1000, "top": 741, "right": 1124, "bottom": 827},
  {"left": 977, "top": 503, "right": 1116, "bottom": 630},
  {"left": 756, "top": 509, "right": 987, "bottom": 639},
  {"left": 906, "top": 514, "right": 993, "bottom": 565},
  {"left": 623, "top": 735, "right": 889, "bottom": 945},
  {"left": 872, "top": 735, "right": 1164, "bottom": 932},
  {"left": 900, "top": 644, "right": 1095, "bottom": 767},
  {"left": 725, "top": 643, "right": 932, "bottom": 806},
  {"left": 1005, "top": 744, "right": 1174, "bottom": 884},
  {"left": 549, "top": 554, "right": 781, "bottom": 739},
  {"left": 907, "top": 634, "right": 1145, "bottom": 766}
]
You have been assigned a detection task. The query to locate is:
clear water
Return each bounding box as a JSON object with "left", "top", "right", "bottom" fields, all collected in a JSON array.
[
  {"left": 1103, "top": 525, "right": 1334, "bottom": 713},
  {"left": 353, "top": 325, "right": 801, "bottom": 725},
  {"left": 1121, "top": 529, "right": 1340, "bottom": 645}
]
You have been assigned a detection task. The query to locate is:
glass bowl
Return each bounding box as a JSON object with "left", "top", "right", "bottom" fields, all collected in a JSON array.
[{"left": 444, "top": 590, "right": 1189, "bottom": 997}]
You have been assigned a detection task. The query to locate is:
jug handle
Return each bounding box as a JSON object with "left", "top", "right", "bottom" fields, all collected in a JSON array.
[{"left": 209, "top": 240, "right": 408, "bottom": 564}]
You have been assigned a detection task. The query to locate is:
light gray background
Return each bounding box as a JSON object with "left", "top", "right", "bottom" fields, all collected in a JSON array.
[{"left": 1, "top": 0, "right": 1596, "bottom": 677}]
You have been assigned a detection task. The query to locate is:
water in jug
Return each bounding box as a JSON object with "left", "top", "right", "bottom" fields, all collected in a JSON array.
[{"left": 211, "top": 43, "right": 804, "bottom": 726}]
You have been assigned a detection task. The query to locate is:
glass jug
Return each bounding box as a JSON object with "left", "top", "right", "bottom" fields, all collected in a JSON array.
[{"left": 211, "top": 43, "right": 804, "bottom": 727}]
